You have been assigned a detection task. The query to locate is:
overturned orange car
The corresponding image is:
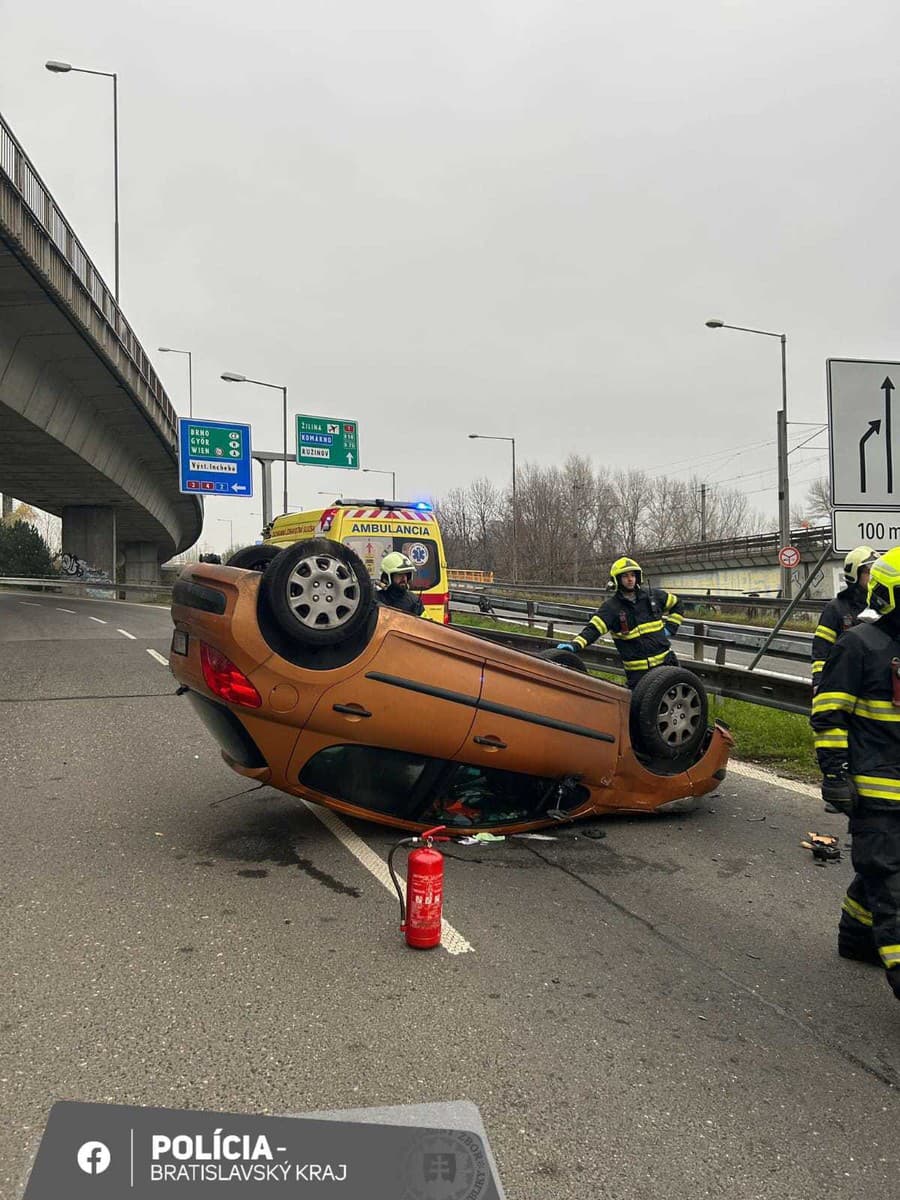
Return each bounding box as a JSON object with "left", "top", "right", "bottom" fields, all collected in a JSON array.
[{"left": 168, "top": 538, "right": 732, "bottom": 833}]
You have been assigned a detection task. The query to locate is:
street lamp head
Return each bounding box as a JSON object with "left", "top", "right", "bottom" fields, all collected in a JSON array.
[
  {"left": 468, "top": 434, "right": 480, "bottom": 439},
  {"left": 220, "top": 372, "right": 246, "bottom": 383},
  {"left": 705, "top": 319, "right": 724, "bottom": 329},
  {"left": 45, "top": 60, "right": 72, "bottom": 73}
]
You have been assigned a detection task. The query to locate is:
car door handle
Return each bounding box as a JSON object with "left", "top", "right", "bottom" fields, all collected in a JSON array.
[
  {"left": 332, "top": 703, "right": 372, "bottom": 718},
  {"left": 473, "top": 735, "right": 507, "bottom": 749}
]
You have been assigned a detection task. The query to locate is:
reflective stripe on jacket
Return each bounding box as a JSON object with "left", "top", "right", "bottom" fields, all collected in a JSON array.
[
  {"left": 573, "top": 587, "right": 682, "bottom": 674},
  {"left": 810, "top": 620, "right": 900, "bottom": 808},
  {"left": 811, "top": 584, "right": 867, "bottom": 686}
]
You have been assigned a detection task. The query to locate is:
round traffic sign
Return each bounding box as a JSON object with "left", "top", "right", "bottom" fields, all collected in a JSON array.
[{"left": 778, "top": 545, "right": 801, "bottom": 569}]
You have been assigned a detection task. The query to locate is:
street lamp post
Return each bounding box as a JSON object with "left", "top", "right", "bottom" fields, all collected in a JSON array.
[
  {"left": 45, "top": 60, "right": 119, "bottom": 301},
  {"left": 158, "top": 347, "right": 193, "bottom": 416},
  {"left": 469, "top": 433, "right": 518, "bottom": 583},
  {"left": 217, "top": 517, "right": 233, "bottom": 553},
  {"left": 221, "top": 373, "right": 289, "bottom": 515},
  {"left": 705, "top": 319, "right": 791, "bottom": 597},
  {"left": 362, "top": 468, "right": 397, "bottom": 500}
]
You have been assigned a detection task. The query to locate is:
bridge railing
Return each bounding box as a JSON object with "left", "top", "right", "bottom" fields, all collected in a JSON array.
[{"left": 0, "top": 111, "right": 177, "bottom": 443}]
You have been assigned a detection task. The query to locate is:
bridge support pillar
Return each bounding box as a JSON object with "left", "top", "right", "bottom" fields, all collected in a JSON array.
[
  {"left": 121, "top": 541, "right": 161, "bottom": 593},
  {"left": 61, "top": 506, "right": 116, "bottom": 580}
]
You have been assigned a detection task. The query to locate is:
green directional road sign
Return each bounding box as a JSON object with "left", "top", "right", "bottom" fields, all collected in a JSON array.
[{"left": 296, "top": 414, "right": 360, "bottom": 469}]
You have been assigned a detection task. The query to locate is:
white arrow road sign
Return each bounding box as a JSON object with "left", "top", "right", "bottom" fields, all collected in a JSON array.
[{"left": 828, "top": 358, "right": 900, "bottom": 508}]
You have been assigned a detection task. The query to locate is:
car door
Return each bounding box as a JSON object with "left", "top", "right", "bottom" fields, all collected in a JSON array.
[
  {"left": 301, "top": 625, "right": 484, "bottom": 760},
  {"left": 458, "top": 656, "right": 622, "bottom": 785}
]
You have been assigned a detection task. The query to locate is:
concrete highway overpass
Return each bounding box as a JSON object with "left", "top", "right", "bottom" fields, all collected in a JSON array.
[
  {"left": 640, "top": 526, "right": 841, "bottom": 600},
  {"left": 0, "top": 112, "right": 201, "bottom": 581}
]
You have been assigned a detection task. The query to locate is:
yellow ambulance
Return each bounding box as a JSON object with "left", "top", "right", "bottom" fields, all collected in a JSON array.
[{"left": 264, "top": 498, "right": 451, "bottom": 624}]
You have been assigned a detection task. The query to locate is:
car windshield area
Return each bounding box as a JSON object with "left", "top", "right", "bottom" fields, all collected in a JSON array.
[
  {"left": 298, "top": 745, "right": 588, "bottom": 827},
  {"left": 343, "top": 537, "right": 440, "bottom": 591}
]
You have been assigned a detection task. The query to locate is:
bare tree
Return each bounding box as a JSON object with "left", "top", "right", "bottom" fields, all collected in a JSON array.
[
  {"left": 437, "top": 460, "right": 769, "bottom": 580},
  {"left": 793, "top": 475, "right": 831, "bottom": 525}
]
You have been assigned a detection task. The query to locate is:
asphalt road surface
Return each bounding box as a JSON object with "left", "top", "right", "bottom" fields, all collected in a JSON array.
[{"left": 2, "top": 589, "right": 897, "bottom": 1200}]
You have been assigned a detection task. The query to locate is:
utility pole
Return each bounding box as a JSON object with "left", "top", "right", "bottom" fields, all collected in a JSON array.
[
  {"left": 705, "top": 320, "right": 791, "bottom": 597},
  {"left": 700, "top": 483, "right": 707, "bottom": 543},
  {"left": 572, "top": 482, "right": 585, "bottom": 584}
]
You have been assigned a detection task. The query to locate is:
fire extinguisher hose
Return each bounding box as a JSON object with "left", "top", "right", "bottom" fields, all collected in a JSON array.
[{"left": 387, "top": 837, "right": 419, "bottom": 926}]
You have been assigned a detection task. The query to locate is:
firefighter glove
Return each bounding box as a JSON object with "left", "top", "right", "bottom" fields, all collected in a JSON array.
[
  {"left": 821, "top": 772, "right": 854, "bottom": 816},
  {"left": 556, "top": 643, "right": 576, "bottom": 652}
]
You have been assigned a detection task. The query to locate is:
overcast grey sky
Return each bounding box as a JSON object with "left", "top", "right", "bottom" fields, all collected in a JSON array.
[{"left": 3, "top": 0, "right": 897, "bottom": 553}]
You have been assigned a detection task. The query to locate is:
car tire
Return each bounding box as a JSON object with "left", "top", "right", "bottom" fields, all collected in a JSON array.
[
  {"left": 227, "top": 544, "right": 282, "bottom": 572},
  {"left": 630, "top": 666, "right": 707, "bottom": 760},
  {"left": 536, "top": 647, "right": 588, "bottom": 673},
  {"left": 261, "top": 537, "right": 373, "bottom": 646}
]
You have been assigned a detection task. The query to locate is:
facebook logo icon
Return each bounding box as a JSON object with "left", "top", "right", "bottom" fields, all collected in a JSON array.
[{"left": 76, "top": 1141, "right": 111, "bottom": 1175}]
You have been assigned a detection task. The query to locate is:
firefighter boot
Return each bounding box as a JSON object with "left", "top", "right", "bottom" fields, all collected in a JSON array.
[
  {"left": 888, "top": 966, "right": 900, "bottom": 1001},
  {"left": 838, "top": 929, "right": 882, "bottom": 965},
  {"left": 838, "top": 883, "right": 881, "bottom": 964}
]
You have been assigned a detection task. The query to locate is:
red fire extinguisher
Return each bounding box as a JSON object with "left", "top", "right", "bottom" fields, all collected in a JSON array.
[{"left": 388, "top": 826, "right": 447, "bottom": 949}]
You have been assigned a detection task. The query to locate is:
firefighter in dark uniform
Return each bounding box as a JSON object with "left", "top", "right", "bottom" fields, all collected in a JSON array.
[
  {"left": 557, "top": 556, "right": 683, "bottom": 688},
  {"left": 376, "top": 551, "right": 425, "bottom": 617},
  {"left": 810, "top": 547, "right": 900, "bottom": 1000},
  {"left": 811, "top": 545, "right": 878, "bottom": 692}
]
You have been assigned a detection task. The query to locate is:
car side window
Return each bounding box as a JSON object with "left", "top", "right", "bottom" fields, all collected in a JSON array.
[
  {"left": 299, "top": 745, "right": 588, "bottom": 827},
  {"left": 299, "top": 745, "right": 432, "bottom": 815}
]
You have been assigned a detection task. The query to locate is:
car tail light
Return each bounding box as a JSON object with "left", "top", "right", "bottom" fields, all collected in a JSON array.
[{"left": 200, "top": 642, "right": 262, "bottom": 708}]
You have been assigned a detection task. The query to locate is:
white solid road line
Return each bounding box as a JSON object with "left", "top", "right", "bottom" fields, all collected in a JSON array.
[
  {"left": 728, "top": 759, "right": 820, "bottom": 800},
  {"left": 56, "top": 607, "right": 76, "bottom": 614},
  {"left": 89, "top": 616, "right": 106, "bottom": 624},
  {"left": 146, "top": 649, "right": 169, "bottom": 665},
  {"left": 301, "top": 801, "right": 475, "bottom": 955},
  {"left": 117, "top": 629, "right": 137, "bottom": 640}
]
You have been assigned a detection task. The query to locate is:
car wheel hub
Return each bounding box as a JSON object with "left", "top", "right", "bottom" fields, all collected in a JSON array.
[
  {"left": 286, "top": 555, "right": 361, "bottom": 629},
  {"left": 656, "top": 683, "right": 702, "bottom": 747}
]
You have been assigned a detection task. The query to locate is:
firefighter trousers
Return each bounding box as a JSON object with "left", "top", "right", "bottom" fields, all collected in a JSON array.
[
  {"left": 624, "top": 651, "right": 679, "bottom": 690},
  {"left": 841, "top": 806, "right": 900, "bottom": 999}
]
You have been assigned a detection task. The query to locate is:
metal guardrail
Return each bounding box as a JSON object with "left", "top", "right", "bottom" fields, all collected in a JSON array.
[
  {"left": 450, "top": 590, "right": 814, "bottom": 666},
  {"left": 0, "top": 111, "right": 177, "bottom": 447},
  {"left": 462, "top": 627, "right": 812, "bottom": 715},
  {"left": 0, "top": 576, "right": 170, "bottom": 596},
  {"left": 457, "top": 580, "right": 822, "bottom": 615}
]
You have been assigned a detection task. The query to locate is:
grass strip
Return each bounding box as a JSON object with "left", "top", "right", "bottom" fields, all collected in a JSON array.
[{"left": 708, "top": 693, "right": 818, "bottom": 781}]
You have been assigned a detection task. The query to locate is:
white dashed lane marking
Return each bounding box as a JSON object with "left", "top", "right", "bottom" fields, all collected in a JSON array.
[
  {"left": 56, "top": 607, "right": 76, "bottom": 614},
  {"left": 89, "top": 616, "right": 106, "bottom": 624},
  {"left": 19, "top": 602, "right": 40, "bottom": 607},
  {"left": 117, "top": 629, "right": 137, "bottom": 640},
  {"left": 301, "top": 801, "right": 475, "bottom": 956},
  {"left": 146, "top": 649, "right": 169, "bottom": 666}
]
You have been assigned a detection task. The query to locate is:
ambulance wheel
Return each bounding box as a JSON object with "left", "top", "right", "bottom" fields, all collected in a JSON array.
[
  {"left": 226, "top": 544, "right": 282, "bottom": 572},
  {"left": 536, "top": 647, "right": 588, "bottom": 673},
  {"left": 262, "top": 538, "right": 373, "bottom": 646},
  {"left": 630, "top": 666, "right": 707, "bottom": 761}
]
